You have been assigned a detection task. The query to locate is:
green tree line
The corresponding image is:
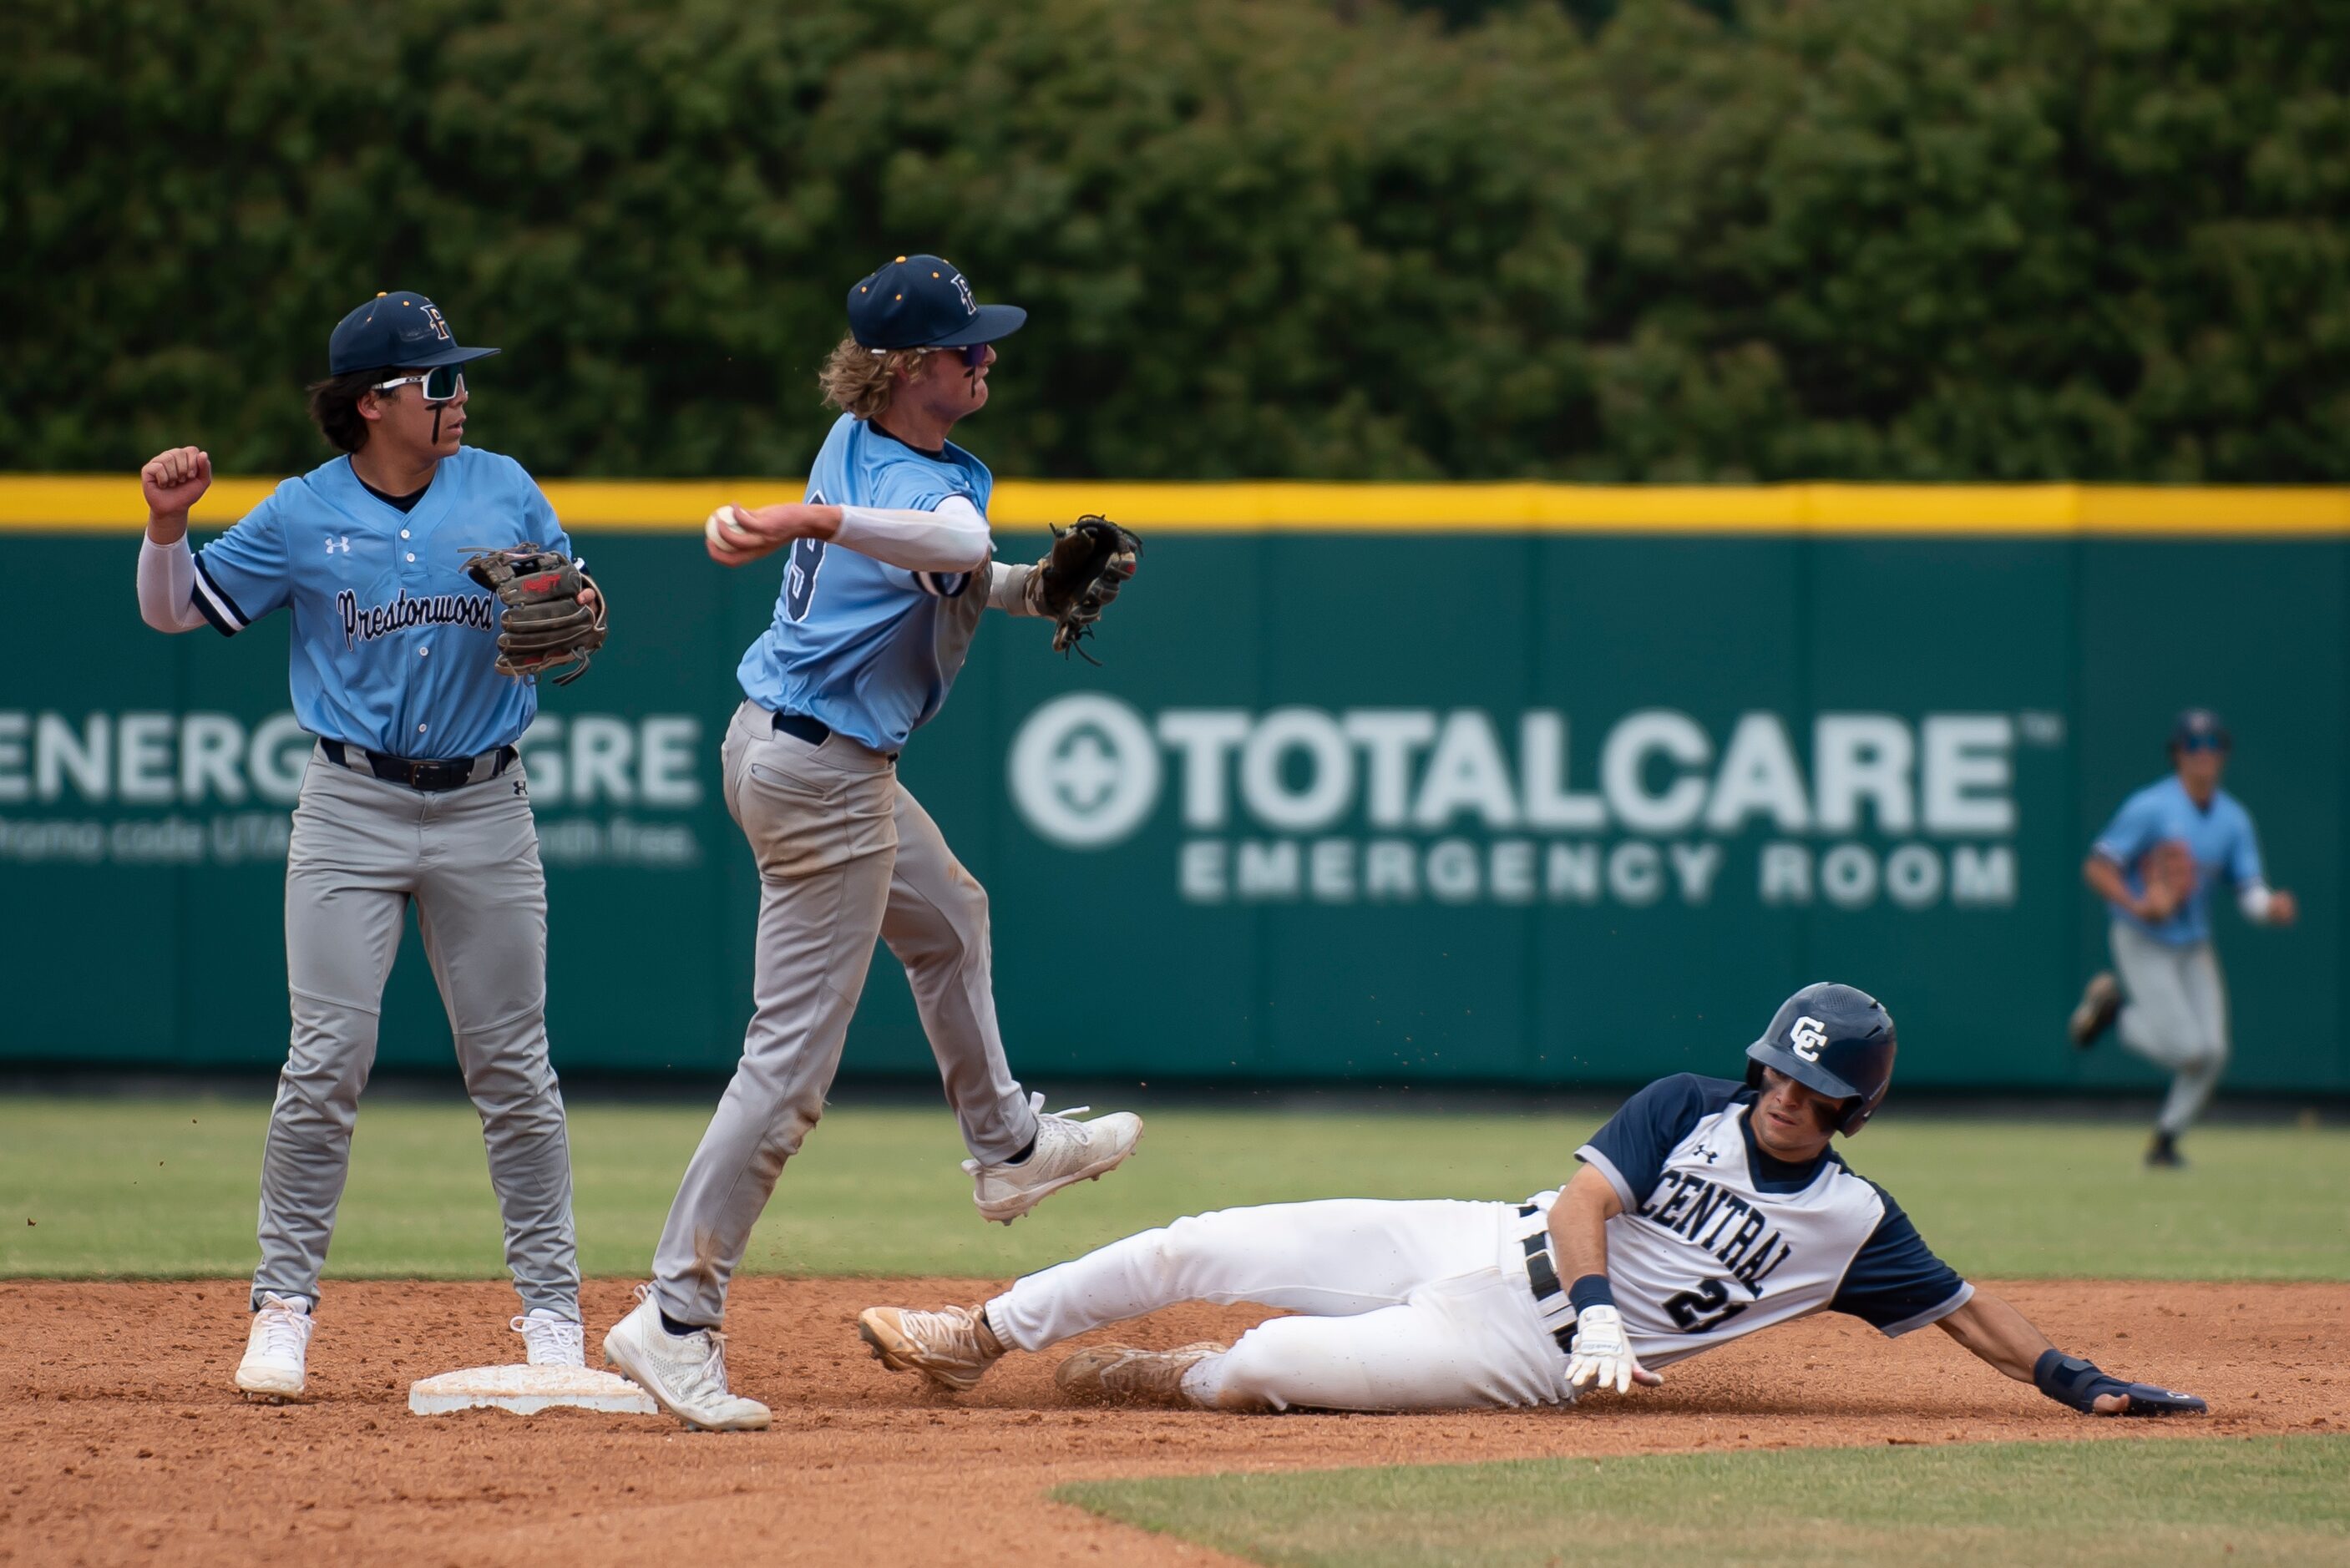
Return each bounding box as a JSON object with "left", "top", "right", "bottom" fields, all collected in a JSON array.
[{"left": 3, "top": 0, "right": 2343, "bottom": 481}]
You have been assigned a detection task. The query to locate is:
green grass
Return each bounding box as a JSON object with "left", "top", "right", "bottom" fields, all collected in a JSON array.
[
  {"left": 1054, "top": 1436, "right": 2350, "bottom": 1568},
  {"left": 0, "top": 1095, "right": 2344, "bottom": 1280}
]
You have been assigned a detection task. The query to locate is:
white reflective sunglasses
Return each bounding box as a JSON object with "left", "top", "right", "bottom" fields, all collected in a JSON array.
[
  {"left": 372, "top": 367, "right": 466, "bottom": 402},
  {"left": 869, "top": 344, "right": 990, "bottom": 368}
]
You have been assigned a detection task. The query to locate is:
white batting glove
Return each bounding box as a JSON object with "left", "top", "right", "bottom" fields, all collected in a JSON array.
[{"left": 1565, "top": 1305, "right": 1655, "bottom": 1395}]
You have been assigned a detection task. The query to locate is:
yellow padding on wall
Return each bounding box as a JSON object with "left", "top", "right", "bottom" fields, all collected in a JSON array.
[{"left": 3, "top": 474, "right": 2347, "bottom": 536}]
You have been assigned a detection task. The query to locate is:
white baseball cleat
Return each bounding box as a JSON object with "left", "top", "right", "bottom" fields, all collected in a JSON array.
[
  {"left": 602, "top": 1287, "right": 770, "bottom": 1432},
  {"left": 1053, "top": 1342, "right": 1228, "bottom": 1408},
  {"left": 965, "top": 1096, "right": 1144, "bottom": 1224},
  {"left": 858, "top": 1303, "right": 1005, "bottom": 1393},
  {"left": 235, "top": 1292, "right": 314, "bottom": 1402},
  {"left": 512, "top": 1308, "right": 587, "bottom": 1368}
]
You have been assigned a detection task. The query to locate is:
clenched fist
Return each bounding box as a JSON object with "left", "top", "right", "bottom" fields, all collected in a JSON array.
[{"left": 141, "top": 447, "right": 212, "bottom": 543}]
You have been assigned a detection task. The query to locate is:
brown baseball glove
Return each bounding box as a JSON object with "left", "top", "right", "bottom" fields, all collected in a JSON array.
[
  {"left": 462, "top": 544, "right": 608, "bottom": 685},
  {"left": 1026, "top": 514, "right": 1140, "bottom": 660},
  {"left": 2140, "top": 838, "right": 2198, "bottom": 913}
]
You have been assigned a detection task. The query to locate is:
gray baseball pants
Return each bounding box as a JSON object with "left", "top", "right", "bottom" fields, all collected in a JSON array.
[
  {"left": 253, "top": 748, "right": 580, "bottom": 1318},
  {"left": 2109, "top": 920, "right": 2231, "bottom": 1136},
  {"left": 649, "top": 701, "right": 1039, "bottom": 1327}
]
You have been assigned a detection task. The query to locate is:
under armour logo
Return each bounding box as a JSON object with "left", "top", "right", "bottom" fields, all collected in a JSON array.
[
  {"left": 325, "top": 535, "right": 351, "bottom": 554},
  {"left": 513, "top": 780, "right": 527, "bottom": 797},
  {"left": 1697, "top": 1146, "right": 1719, "bottom": 1165}
]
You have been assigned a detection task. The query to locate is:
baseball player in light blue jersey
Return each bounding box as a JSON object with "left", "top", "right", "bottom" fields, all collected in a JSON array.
[
  {"left": 2069, "top": 710, "right": 2297, "bottom": 1167},
  {"left": 858, "top": 986, "right": 2203, "bottom": 1420},
  {"left": 603, "top": 255, "right": 1142, "bottom": 1431},
  {"left": 136, "top": 291, "right": 598, "bottom": 1399}
]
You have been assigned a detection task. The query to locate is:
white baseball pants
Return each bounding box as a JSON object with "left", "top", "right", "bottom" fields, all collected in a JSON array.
[
  {"left": 2109, "top": 921, "right": 2231, "bottom": 1136},
  {"left": 987, "top": 1199, "right": 1574, "bottom": 1411}
]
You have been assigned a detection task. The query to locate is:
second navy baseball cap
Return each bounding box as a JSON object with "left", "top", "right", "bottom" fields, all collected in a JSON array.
[
  {"left": 848, "top": 255, "right": 1026, "bottom": 350},
  {"left": 2170, "top": 708, "right": 2231, "bottom": 752},
  {"left": 328, "top": 291, "right": 502, "bottom": 374}
]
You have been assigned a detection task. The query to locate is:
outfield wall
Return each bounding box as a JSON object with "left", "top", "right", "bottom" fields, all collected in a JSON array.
[{"left": 3, "top": 479, "right": 2346, "bottom": 1094}]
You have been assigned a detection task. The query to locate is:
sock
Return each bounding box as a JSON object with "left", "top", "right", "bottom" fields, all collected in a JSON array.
[
  {"left": 660, "top": 1310, "right": 713, "bottom": 1339},
  {"left": 1177, "top": 1352, "right": 1228, "bottom": 1409},
  {"left": 978, "top": 1299, "right": 1010, "bottom": 1356},
  {"left": 1005, "top": 1133, "right": 1038, "bottom": 1166}
]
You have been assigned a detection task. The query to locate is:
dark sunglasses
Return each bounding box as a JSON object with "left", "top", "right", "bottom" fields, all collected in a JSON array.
[{"left": 870, "top": 345, "right": 990, "bottom": 369}]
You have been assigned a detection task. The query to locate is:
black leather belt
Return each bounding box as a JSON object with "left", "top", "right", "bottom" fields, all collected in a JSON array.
[
  {"left": 771, "top": 709, "right": 896, "bottom": 761},
  {"left": 320, "top": 738, "right": 517, "bottom": 793},
  {"left": 771, "top": 711, "right": 833, "bottom": 747},
  {"left": 1518, "top": 1202, "right": 1578, "bottom": 1356}
]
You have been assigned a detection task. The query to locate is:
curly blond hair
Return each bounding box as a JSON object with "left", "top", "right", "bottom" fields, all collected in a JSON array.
[{"left": 818, "top": 335, "right": 936, "bottom": 420}]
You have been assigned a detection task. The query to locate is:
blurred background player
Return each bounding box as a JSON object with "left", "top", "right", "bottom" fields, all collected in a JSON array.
[
  {"left": 602, "top": 255, "right": 1142, "bottom": 1432},
  {"left": 2069, "top": 710, "right": 2297, "bottom": 1167},
  {"left": 135, "top": 292, "right": 595, "bottom": 1399}
]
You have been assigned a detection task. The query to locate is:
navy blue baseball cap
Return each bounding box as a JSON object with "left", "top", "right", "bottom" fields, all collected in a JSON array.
[
  {"left": 328, "top": 291, "right": 502, "bottom": 375},
  {"left": 2170, "top": 708, "right": 2231, "bottom": 753},
  {"left": 848, "top": 255, "right": 1026, "bottom": 351}
]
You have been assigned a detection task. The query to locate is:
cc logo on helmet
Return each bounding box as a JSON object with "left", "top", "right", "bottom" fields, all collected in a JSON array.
[{"left": 1790, "top": 1016, "right": 1827, "bottom": 1061}]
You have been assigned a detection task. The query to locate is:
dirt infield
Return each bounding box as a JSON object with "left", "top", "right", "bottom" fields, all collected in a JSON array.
[{"left": 3, "top": 1278, "right": 2340, "bottom": 1568}]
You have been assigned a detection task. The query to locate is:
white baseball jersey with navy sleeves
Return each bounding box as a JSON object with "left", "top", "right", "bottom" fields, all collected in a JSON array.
[
  {"left": 735, "top": 413, "right": 994, "bottom": 752},
  {"left": 189, "top": 448, "right": 573, "bottom": 758},
  {"left": 2092, "top": 776, "right": 2266, "bottom": 947},
  {"left": 1557, "top": 1073, "right": 1972, "bottom": 1368}
]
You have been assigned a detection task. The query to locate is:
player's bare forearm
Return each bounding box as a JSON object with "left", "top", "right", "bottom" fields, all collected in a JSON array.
[
  {"left": 1546, "top": 1164, "right": 1623, "bottom": 1285},
  {"left": 704, "top": 502, "right": 840, "bottom": 568},
  {"left": 1935, "top": 1291, "right": 2053, "bottom": 1383},
  {"left": 2082, "top": 854, "right": 2158, "bottom": 918},
  {"left": 1940, "top": 1292, "right": 2167, "bottom": 1414},
  {"left": 732, "top": 502, "right": 843, "bottom": 542}
]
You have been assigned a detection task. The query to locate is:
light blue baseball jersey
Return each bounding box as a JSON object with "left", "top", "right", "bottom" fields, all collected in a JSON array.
[
  {"left": 736, "top": 413, "right": 995, "bottom": 751},
  {"left": 189, "top": 448, "right": 573, "bottom": 758},
  {"left": 2091, "top": 775, "right": 2265, "bottom": 946}
]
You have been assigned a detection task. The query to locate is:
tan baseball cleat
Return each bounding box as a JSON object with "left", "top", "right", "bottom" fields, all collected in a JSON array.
[
  {"left": 1053, "top": 1342, "right": 1229, "bottom": 1408},
  {"left": 858, "top": 1303, "right": 1005, "bottom": 1393}
]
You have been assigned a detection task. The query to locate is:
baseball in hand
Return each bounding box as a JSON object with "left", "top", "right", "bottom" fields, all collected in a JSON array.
[{"left": 704, "top": 506, "right": 751, "bottom": 554}]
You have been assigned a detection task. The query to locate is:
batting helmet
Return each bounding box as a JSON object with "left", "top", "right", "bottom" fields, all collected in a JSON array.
[{"left": 1744, "top": 982, "right": 1898, "bottom": 1136}]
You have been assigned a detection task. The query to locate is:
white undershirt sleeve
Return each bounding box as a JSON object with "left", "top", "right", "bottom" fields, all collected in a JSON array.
[
  {"left": 987, "top": 561, "right": 1040, "bottom": 615},
  {"left": 138, "top": 534, "right": 209, "bottom": 633},
  {"left": 830, "top": 495, "right": 993, "bottom": 573}
]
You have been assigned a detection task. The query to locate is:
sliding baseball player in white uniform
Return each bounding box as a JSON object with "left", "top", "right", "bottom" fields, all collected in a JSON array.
[
  {"left": 603, "top": 255, "right": 1142, "bottom": 1431},
  {"left": 859, "top": 985, "right": 2205, "bottom": 1419}
]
